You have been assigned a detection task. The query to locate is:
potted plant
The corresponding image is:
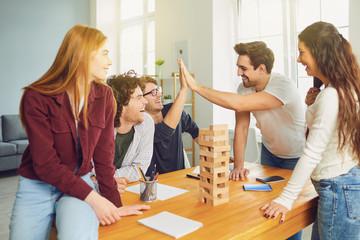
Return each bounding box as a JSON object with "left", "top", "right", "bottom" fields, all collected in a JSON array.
[
  {"left": 163, "top": 94, "right": 172, "bottom": 104},
  {"left": 155, "top": 59, "right": 165, "bottom": 78}
]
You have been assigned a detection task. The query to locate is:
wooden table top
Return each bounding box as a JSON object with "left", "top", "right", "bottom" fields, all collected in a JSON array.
[{"left": 99, "top": 162, "right": 318, "bottom": 240}]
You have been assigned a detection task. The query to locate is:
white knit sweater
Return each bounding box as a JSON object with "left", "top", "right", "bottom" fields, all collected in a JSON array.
[
  {"left": 274, "top": 85, "right": 358, "bottom": 210},
  {"left": 113, "top": 113, "right": 154, "bottom": 182}
]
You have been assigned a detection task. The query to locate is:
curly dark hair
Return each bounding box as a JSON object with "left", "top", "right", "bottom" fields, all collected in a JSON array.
[
  {"left": 106, "top": 70, "right": 145, "bottom": 127},
  {"left": 299, "top": 21, "right": 360, "bottom": 163},
  {"left": 233, "top": 41, "right": 274, "bottom": 74}
]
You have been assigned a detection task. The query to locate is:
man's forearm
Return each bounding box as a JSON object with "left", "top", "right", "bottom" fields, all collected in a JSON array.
[
  {"left": 233, "top": 113, "right": 250, "bottom": 169},
  {"left": 195, "top": 84, "right": 244, "bottom": 112},
  {"left": 163, "top": 88, "right": 187, "bottom": 129}
]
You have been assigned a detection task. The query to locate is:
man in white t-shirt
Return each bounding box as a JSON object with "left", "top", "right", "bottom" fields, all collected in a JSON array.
[
  {"left": 179, "top": 41, "right": 306, "bottom": 179},
  {"left": 179, "top": 42, "right": 305, "bottom": 240}
]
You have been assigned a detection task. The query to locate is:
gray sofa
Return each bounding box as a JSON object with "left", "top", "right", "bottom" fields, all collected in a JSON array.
[{"left": 0, "top": 115, "right": 28, "bottom": 171}]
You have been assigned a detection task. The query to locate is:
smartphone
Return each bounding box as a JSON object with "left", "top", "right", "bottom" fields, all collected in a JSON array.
[
  {"left": 243, "top": 184, "right": 272, "bottom": 191},
  {"left": 313, "top": 77, "right": 323, "bottom": 88},
  {"left": 256, "top": 176, "right": 285, "bottom": 183}
]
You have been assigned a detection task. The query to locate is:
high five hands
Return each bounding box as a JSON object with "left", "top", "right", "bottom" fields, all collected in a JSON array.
[
  {"left": 178, "top": 58, "right": 189, "bottom": 91},
  {"left": 177, "top": 58, "right": 199, "bottom": 91}
]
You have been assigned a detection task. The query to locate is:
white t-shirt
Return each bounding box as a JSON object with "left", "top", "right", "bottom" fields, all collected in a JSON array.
[
  {"left": 274, "top": 85, "right": 358, "bottom": 210},
  {"left": 237, "top": 72, "right": 306, "bottom": 158}
]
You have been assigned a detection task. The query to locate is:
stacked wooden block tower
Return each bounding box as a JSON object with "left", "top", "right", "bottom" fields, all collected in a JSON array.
[{"left": 199, "top": 124, "right": 230, "bottom": 206}]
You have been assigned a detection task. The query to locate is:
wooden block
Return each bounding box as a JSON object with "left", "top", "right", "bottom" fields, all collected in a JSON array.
[
  {"left": 198, "top": 139, "right": 229, "bottom": 147},
  {"left": 211, "top": 135, "right": 229, "bottom": 141},
  {"left": 201, "top": 130, "right": 229, "bottom": 138},
  {"left": 199, "top": 149, "right": 219, "bottom": 158},
  {"left": 199, "top": 164, "right": 227, "bottom": 174},
  {"left": 199, "top": 171, "right": 229, "bottom": 182},
  {"left": 199, "top": 187, "right": 228, "bottom": 199},
  {"left": 200, "top": 196, "right": 229, "bottom": 206},
  {"left": 199, "top": 158, "right": 229, "bottom": 168},
  {"left": 210, "top": 124, "right": 228, "bottom": 130},
  {"left": 212, "top": 145, "right": 231, "bottom": 152},
  {"left": 201, "top": 135, "right": 229, "bottom": 142},
  {"left": 199, "top": 150, "right": 230, "bottom": 158},
  {"left": 199, "top": 129, "right": 229, "bottom": 137},
  {"left": 199, "top": 189, "right": 229, "bottom": 200},
  {"left": 200, "top": 180, "right": 229, "bottom": 191},
  {"left": 201, "top": 155, "right": 229, "bottom": 163},
  {"left": 199, "top": 189, "right": 229, "bottom": 206},
  {"left": 199, "top": 158, "right": 228, "bottom": 169},
  {"left": 199, "top": 145, "right": 231, "bottom": 153},
  {"left": 199, "top": 174, "right": 229, "bottom": 184},
  {"left": 213, "top": 130, "right": 228, "bottom": 137},
  {"left": 199, "top": 129, "right": 215, "bottom": 136}
]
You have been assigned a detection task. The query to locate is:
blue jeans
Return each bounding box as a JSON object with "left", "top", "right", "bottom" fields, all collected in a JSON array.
[
  {"left": 261, "top": 143, "right": 300, "bottom": 170},
  {"left": 9, "top": 173, "right": 99, "bottom": 240},
  {"left": 311, "top": 165, "right": 360, "bottom": 240},
  {"left": 261, "top": 144, "right": 302, "bottom": 240}
]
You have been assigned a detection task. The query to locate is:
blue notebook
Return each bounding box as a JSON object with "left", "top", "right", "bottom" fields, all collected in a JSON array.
[{"left": 243, "top": 184, "right": 272, "bottom": 191}]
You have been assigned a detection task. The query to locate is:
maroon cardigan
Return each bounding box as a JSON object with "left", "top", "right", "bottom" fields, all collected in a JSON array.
[{"left": 18, "top": 82, "right": 122, "bottom": 207}]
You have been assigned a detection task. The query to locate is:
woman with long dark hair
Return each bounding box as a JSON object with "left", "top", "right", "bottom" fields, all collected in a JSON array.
[{"left": 261, "top": 21, "right": 360, "bottom": 239}]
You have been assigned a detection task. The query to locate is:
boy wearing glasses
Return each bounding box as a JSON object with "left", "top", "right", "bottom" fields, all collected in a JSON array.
[{"left": 141, "top": 70, "right": 199, "bottom": 175}]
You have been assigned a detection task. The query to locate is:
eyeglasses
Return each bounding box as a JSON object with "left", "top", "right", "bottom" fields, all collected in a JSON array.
[{"left": 143, "top": 86, "right": 162, "bottom": 97}]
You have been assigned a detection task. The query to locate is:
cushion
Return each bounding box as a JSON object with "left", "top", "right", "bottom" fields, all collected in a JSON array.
[
  {"left": 10, "top": 139, "right": 29, "bottom": 154},
  {"left": 2, "top": 115, "right": 27, "bottom": 142},
  {"left": 0, "top": 142, "right": 17, "bottom": 157}
]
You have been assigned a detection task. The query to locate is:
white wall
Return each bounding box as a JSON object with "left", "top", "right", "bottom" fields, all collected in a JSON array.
[
  {"left": 349, "top": 0, "right": 360, "bottom": 61},
  {"left": 156, "top": 0, "right": 214, "bottom": 129},
  {"left": 0, "top": 0, "right": 90, "bottom": 115},
  {"left": 212, "top": 0, "right": 237, "bottom": 129},
  {"left": 156, "top": 0, "right": 238, "bottom": 164},
  {"left": 156, "top": 0, "right": 237, "bottom": 130}
]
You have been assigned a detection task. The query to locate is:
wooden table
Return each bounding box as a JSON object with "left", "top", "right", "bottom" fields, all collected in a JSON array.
[{"left": 99, "top": 162, "right": 318, "bottom": 240}]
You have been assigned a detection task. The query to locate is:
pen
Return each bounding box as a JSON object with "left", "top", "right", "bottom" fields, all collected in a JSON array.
[
  {"left": 149, "top": 171, "right": 155, "bottom": 181},
  {"left": 149, "top": 164, "right": 157, "bottom": 181},
  {"left": 186, "top": 174, "right": 200, "bottom": 180},
  {"left": 137, "top": 166, "right": 147, "bottom": 181},
  {"left": 154, "top": 172, "right": 159, "bottom": 181}
]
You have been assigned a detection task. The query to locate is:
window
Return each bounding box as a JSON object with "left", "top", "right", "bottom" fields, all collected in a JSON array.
[
  {"left": 237, "top": 0, "right": 349, "bottom": 101},
  {"left": 295, "top": 0, "right": 349, "bottom": 101},
  {"left": 95, "top": 0, "right": 155, "bottom": 76}
]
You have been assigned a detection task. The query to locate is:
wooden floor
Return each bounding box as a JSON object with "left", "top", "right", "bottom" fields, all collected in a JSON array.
[{"left": 0, "top": 169, "right": 313, "bottom": 240}]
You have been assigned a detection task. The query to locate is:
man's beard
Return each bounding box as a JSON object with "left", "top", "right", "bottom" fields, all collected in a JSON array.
[{"left": 242, "top": 76, "right": 255, "bottom": 88}]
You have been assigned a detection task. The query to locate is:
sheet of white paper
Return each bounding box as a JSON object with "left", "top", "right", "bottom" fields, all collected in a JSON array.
[
  {"left": 192, "top": 166, "right": 200, "bottom": 174},
  {"left": 125, "top": 183, "right": 188, "bottom": 201},
  {"left": 138, "top": 211, "right": 203, "bottom": 239}
]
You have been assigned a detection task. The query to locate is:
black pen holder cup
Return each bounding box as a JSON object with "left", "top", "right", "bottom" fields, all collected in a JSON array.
[{"left": 139, "top": 179, "right": 158, "bottom": 202}]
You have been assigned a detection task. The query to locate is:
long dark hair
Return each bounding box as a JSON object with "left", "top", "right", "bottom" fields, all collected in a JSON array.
[{"left": 299, "top": 21, "right": 360, "bottom": 163}]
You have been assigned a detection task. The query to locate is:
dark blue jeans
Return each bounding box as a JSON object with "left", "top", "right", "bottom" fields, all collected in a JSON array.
[{"left": 261, "top": 144, "right": 302, "bottom": 240}]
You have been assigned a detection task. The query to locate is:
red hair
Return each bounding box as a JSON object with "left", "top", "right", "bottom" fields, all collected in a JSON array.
[{"left": 20, "top": 24, "right": 108, "bottom": 129}]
